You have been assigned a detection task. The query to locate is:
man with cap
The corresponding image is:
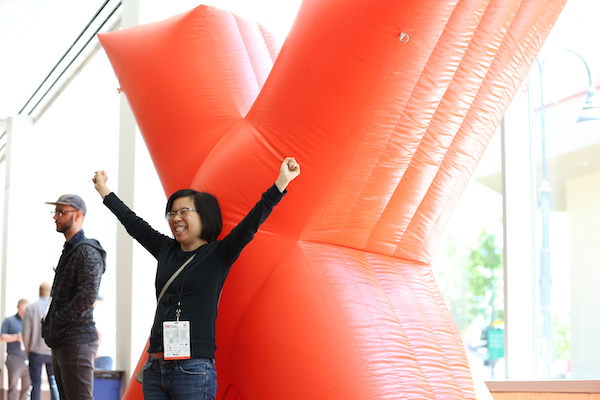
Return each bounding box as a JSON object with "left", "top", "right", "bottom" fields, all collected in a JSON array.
[{"left": 43, "top": 194, "right": 106, "bottom": 400}]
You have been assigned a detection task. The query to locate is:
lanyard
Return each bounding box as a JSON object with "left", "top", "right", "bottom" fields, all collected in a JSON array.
[{"left": 174, "top": 254, "right": 192, "bottom": 322}]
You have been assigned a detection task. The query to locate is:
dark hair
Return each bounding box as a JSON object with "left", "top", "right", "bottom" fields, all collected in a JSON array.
[{"left": 165, "top": 189, "right": 222, "bottom": 243}]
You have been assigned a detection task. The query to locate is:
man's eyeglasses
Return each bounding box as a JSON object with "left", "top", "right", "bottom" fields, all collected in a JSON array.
[
  {"left": 51, "top": 210, "right": 78, "bottom": 218},
  {"left": 166, "top": 208, "right": 198, "bottom": 221}
]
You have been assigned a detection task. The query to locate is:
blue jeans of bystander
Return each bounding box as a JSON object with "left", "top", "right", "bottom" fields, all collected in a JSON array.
[
  {"left": 5, "top": 353, "right": 30, "bottom": 400},
  {"left": 28, "top": 352, "right": 59, "bottom": 400},
  {"left": 142, "top": 355, "right": 217, "bottom": 400}
]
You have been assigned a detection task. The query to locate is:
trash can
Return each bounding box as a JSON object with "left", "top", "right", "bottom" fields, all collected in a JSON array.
[{"left": 94, "top": 370, "right": 124, "bottom": 400}]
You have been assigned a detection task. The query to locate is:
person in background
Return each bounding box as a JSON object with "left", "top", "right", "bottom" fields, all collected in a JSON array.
[
  {"left": 43, "top": 194, "right": 106, "bottom": 400},
  {"left": 1, "top": 299, "right": 31, "bottom": 400},
  {"left": 22, "top": 282, "right": 59, "bottom": 400}
]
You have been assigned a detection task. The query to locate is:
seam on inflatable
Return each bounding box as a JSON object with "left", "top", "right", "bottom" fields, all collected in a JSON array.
[
  {"left": 368, "top": 250, "right": 468, "bottom": 398},
  {"left": 401, "top": 0, "right": 524, "bottom": 261},
  {"left": 366, "top": 252, "right": 437, "bottom": 397},
  {"left": 232, "top": 14, "right": 265, "bottom": 93},
  {"left": 304, "top": 242, "right": 380, "bottom": 398},
  {"left": 372, "top": 0, "right": 491, "bottom": 255},
  {"left": 330, "top": 0, "right": 461, "bottom": 254},
  {"left": 414, "top": 0, "right": 560, "bottom": 265}
]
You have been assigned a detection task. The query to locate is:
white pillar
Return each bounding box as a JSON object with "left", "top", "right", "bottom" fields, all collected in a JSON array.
[
  {"left": 115, "top": 0, "right": 140, "bottom": 380},
  {"left": 1, "top": 116, "right": 35, "bottom": 316},
  {"left": 1, "top": 115, "right": 34, "bottom": 389},
  {"left": 566, "top": 171, "right": 600, "bottom": 378},
  {"left": 502, "top": 83, "right": 537, "bottom": 379}
]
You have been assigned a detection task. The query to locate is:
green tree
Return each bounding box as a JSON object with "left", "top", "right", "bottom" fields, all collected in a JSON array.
[
  {"left": 552, "top": 313, "right": 571, "bottom": 367},
  {"left": 436, "top": 233, "right": 471, "bottom": 335},
  {"left": 467, "top": 230, "right": 504, "bottom": 325}
]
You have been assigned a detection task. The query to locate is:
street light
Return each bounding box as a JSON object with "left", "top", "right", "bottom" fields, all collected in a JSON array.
[
  {"left": 572, "top": 51, "right": 600, "bottom": 124},
  {"left": 535, "top": 49, "right": 600, "bottom": 379},
  {"left": 577, "top": 85, "right": 600, "bottom": 124}
]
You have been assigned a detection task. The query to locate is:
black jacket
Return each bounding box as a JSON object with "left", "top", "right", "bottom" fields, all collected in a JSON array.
[{"left": 43, "top": 235, "right": 106, "bottom": 348}]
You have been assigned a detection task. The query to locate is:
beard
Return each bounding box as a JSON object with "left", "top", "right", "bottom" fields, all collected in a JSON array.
[{"left": 56, "top": 214, "right": 74, "bottom": 233}]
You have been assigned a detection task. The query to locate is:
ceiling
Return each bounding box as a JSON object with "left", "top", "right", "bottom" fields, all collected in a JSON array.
[
  {"left": 0, "top": 0, "right": 598, "bottom": 130},
  {"left": 0, "top": 0, "right": 121, "bottom": 126}
]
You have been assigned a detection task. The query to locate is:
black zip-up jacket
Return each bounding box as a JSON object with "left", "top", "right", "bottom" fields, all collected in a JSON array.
[
  {"left": 103, "top": 184, "right": 285, "bottom": 359},
  {"left": 43, "top": 232, "right": 106, "bottom": 348}
]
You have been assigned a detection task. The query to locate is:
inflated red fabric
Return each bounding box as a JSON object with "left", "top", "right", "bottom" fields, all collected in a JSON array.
[{"left": 98, "top": 0, "right": 565, "bottom": 398}]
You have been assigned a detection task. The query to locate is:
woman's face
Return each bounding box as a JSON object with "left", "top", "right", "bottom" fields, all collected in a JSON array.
[{"left": 169, "top": 196, "right": 206, "bottom": 251}]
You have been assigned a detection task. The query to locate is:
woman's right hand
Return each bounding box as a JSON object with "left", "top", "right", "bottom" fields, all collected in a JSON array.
[{"left": 93, "top": 170, "right": 112, "bottom": 199}]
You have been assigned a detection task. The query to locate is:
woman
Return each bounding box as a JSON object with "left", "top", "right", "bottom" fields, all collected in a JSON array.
[{"left": 92, "top": 157, "right": 300, "bottom": 400}]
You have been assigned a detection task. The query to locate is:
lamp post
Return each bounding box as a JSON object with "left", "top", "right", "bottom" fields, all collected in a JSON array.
[{"left": 535, "top": 49, "right": 600, "bottom": 379}]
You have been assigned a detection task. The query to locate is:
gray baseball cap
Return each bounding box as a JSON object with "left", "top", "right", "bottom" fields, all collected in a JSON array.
[{"left": 45, "top": 194, "right": 87, "bottom": 215}]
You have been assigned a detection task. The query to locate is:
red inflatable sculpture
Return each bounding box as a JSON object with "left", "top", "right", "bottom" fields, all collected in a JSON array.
[{"left": 99, "top": 0, "right": 565, "bottom": 398}]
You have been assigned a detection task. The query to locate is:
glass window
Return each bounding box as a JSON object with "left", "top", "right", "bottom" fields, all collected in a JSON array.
[
  {"left": 433, "top": 128, "right": 505, "bottom": 380},
  {"left": 434, "top": 0, "right": 600, "bottom": 382},
  {"left": 434, "top": 52, "right": 600, "bottom": 382},
  {"left": 531, "top": 52, "right": 600, "bottom": 379}
]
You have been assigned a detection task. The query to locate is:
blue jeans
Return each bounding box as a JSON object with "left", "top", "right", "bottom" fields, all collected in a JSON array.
[
  {"left": 28, "top": 352, "right": 59, "bottom": 400},
  {"left": 142, "top": 355, "right": 217, "bottom": 400}
]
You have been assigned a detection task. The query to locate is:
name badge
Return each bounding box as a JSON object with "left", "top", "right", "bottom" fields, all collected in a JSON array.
[{"left": 163, "top": 321, "right": 191, "bottom": 360}]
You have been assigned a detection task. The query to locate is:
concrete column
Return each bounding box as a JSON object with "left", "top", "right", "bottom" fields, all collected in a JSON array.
[
  {"left": 114, "top": 0, "right": 140, "bottom": 380},
  {"left": 502, "top": 84, "right": 537, "bottom": 379},
  {"left": 0, "top": 115, "right": 34, "bottom": 390},
  {"left": 566, "top": 171, "right": 600, "bottom": 378}
]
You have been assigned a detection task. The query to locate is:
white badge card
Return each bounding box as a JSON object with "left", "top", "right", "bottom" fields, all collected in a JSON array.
[{"left": 163, "top": 321, "right": 191, "bottom": 360}]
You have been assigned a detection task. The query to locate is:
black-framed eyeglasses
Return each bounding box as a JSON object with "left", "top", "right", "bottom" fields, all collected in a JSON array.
[
  {"left": 166, "top": 208, "right": 197, "bottom": 221},
  {"left": 51, "top": 210, "right": 78, "bottom": 218}
]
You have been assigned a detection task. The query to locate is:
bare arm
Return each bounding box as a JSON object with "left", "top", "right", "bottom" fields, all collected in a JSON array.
[{"left": 0, "top": 332, "right": 21, "bottom": 343}]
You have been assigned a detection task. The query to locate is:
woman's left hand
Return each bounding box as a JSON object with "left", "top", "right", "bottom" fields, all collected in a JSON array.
[{"left": 275, "top": 157, "right": 300, "bottom": 192}]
